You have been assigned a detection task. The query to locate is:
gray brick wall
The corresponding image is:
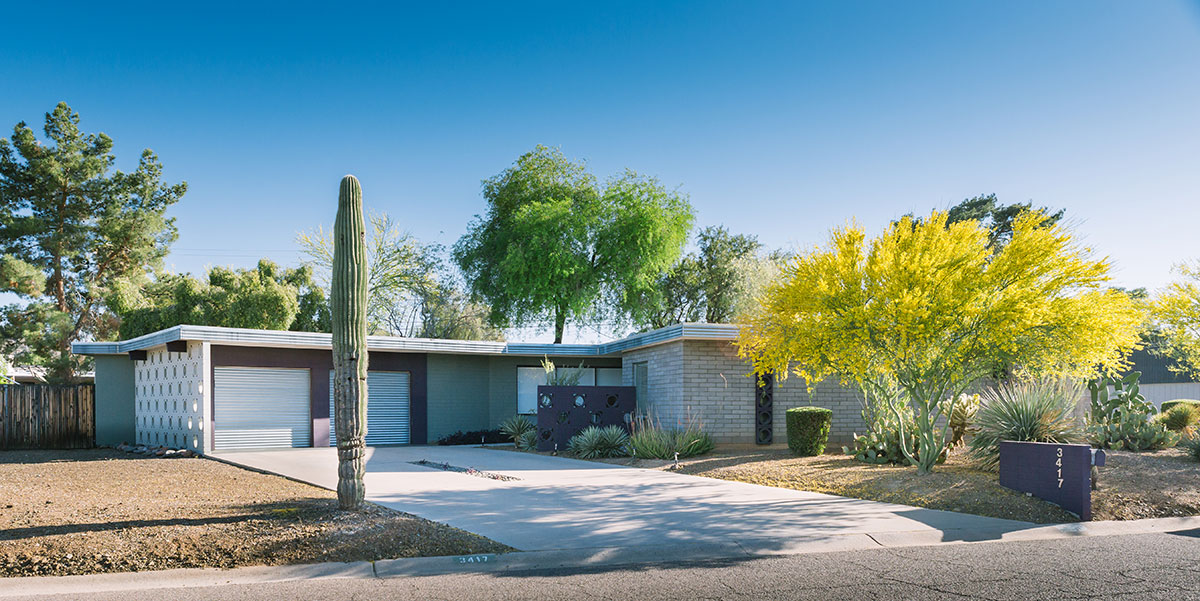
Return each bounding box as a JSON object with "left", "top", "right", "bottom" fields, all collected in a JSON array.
[{"left": 621, "top": 339, "right": 867, "bottom": 445}]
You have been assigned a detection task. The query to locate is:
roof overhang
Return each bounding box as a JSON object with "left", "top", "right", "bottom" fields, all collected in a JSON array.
[{"left": 71, "top": 322, "right": 741, "bottom": 358}]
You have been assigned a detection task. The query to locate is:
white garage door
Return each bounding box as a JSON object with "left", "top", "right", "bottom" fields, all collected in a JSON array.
[
  {"left": 329, "top": 371, "right": 411, "bottom": 446},
  {"left": 213, "top": 367, "right": 312, "bottom": 450}
]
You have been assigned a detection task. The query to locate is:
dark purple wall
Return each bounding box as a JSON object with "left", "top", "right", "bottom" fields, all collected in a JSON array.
[
  {"left": 535, "top": 385, "right": 636, "bottom": 452},
  {"left": 998, "top": 441, "right": 1095, "bottom": 521},
  {"left": 209, "top": 346, "right": 428, "bottom": 447}
]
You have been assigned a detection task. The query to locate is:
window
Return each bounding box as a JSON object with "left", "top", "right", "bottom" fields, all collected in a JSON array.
[
  {"left": 633, "top": 362, "right": 648, "bottom": 403},
  {"left": 516, "top": 365, "right": 622, "bottom": 414}
]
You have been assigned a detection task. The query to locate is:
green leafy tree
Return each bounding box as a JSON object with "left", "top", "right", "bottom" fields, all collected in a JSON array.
[
  {"left": 298, "top": 212, "right": 436, "bottom": 335},
  {"left": 632, "top": 228, "right": 782, "bottom": 330},
  {"left": 298, "top": 213, "right": 501, "bottom": 340},
  {"left": 944, "top": 193, "right": 1065, "bottom": 250},
  {"left": 455, "top": 146, "right": 694, "bottom": 342},
  {"left": 738, "top": 211, "right": 1143, "bottom": 473},
  {"left": 0, "top": 103, "right": 185, "bottom": 382},
  {"left": 110, "top": 260, "right": 330, "bottom": 339},
  {"left": 1153, "top": 261, "right": 1200, "bottom": 379}
]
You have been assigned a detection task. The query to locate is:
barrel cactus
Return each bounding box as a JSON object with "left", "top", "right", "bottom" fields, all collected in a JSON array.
[{"left": 332, "top": 174, "right": 369, "bottom": 510}]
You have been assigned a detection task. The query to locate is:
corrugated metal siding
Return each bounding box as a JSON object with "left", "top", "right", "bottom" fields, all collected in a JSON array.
[
  {"left": 213, "top": 367, "right": 311, "bottom": 450},
  {"left": 329, "top": 371, "right": 411, "bottom": 446}
]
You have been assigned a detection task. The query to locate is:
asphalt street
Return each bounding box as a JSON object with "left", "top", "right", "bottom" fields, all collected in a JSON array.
[{"left": 7, "top": 531, "right": 1200, "bottom": 601}]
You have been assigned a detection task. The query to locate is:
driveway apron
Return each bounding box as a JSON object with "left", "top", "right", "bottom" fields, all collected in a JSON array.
[{"left": 211, "top": 446, "right": 1038, "bottom": 552}]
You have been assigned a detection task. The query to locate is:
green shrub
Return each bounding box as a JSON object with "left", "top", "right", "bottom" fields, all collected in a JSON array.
[
  {"left": 1160, "top": 404, "right": 1199, "bottom": 434},
  {"left": 1185, "top": 437, "right": 1200, "bottom": 462},
  {"left": 968, "top": 379, "right": 1086, "bottom": 471},
  {"left": 629, "top": 412, "right": 715, "bottom": 459},
  {"left": 786, "top": 407, "right": 832, "bottom": 456},
  {"left": 500, "top": 415, "right": 535, "bottom": 441},
  {"left": 1161, "top": 399, "right": 1200, "bottom": 414},
  {"left": 436, "top": 429, "right": 505, "bottom": 445},
  {"left": 515, "top": 429, "right": 538, "bottom": 451},
  {"left": 567, "top": 425, "right": 630, "bottom": 458}
]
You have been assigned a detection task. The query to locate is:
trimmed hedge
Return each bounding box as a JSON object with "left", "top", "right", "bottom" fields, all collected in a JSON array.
[
  {"left": 1161, "top": 399, "right": 1200, "bottom": 413},
  {"left": 786, "top": 407, "right": 833, "bottom": 456}
]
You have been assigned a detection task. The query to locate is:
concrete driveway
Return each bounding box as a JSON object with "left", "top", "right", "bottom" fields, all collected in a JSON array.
[{"left": 212, "top": 446, "right": 1039, "bottom": 553}]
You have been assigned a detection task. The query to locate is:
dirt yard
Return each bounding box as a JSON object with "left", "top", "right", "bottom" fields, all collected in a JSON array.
[
  {"left": 0, "top": 449, "right": 511, "bottom": 577},
  {"left": 589, "top": 446, "right": 1200, "bottom": 523}
]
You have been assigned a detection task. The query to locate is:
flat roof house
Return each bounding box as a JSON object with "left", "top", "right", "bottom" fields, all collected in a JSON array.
[{"left": 72, "top": 324, "right": 869, "bottom": 454}]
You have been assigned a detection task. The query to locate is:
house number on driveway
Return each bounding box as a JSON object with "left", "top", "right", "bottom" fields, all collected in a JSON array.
[{"left": 455, "top": 554, "right": 494, "bottom": 565}]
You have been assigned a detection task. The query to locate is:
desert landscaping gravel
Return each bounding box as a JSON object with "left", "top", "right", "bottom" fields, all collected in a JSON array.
[
  {"left": 582, "top": 446, "right": 1200, "bottom": 523},
  {"left": 0, "top": 449, "right": 511, "bottom": 577}
]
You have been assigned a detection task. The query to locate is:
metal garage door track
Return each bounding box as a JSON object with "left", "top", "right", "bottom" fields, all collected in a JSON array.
[{"left": 211, "top": 446, "right": 1038, "bottom": 553}]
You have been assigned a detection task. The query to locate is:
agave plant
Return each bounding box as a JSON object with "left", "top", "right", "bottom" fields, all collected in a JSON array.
[
  {"left": 567, "top": 425, "right": 630, "bottom": 458},
  {"left": 500, "top": 415, "right": 535, "bottom": 441},
  {"left": 515, "top": 429, "right": 539, "bottom": 451},
  {"left": 968, "top": 379, "right": 1086, "bottom": 471}
]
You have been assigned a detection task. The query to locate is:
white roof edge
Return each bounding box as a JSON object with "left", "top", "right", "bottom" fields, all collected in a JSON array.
[{"left": 71, "top": 323, "right": 742, "bottom": 357}]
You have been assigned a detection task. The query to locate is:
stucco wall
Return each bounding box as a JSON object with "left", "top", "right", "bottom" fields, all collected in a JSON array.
[
  {"left": 93, "top": 355, "right": 136, "bottom": 446},
  {"left": 134, "top": 341, "right": 210, "bottom": 453},
  {"left": 427, "top": 353, "right": 491, "bottom": 442},
  {"left": 622, "top": 339, "right": 866, "bottom": 445}
]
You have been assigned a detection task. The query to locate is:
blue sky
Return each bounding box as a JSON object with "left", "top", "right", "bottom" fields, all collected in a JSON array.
[{"left": 3, "top": 1, "right": 1199, "bottom": 339}]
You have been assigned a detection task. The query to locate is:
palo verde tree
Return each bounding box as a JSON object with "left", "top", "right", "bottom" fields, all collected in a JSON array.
[
  {"left": 737, "top": 211, "right": 1143, "bottom": 473},
  {"left": 454, "top": 146, "right": 694, "bottom": 343},
  {"left": 0, "top": 103, "right": 185, "bottom": 382}
]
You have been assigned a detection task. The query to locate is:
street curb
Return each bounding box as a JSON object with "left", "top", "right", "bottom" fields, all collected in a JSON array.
[{"left": 3, "top": 515, "right": 1199, "bottom": 597}]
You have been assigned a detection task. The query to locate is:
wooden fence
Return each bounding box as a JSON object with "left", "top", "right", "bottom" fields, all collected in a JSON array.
[{"left": 0, "top": 384, "right": 95, "bottom": 450}]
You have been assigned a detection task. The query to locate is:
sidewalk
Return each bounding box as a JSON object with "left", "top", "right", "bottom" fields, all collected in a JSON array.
[{"left": 3, "top": 516, "right": 1198, "bottom": 598}]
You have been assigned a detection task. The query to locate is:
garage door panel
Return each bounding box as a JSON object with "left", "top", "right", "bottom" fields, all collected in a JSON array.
[
  {"left": 329, "top": 371, "right": 410, "bottom": 446},
  {"left": 214, "top": 367, "right": 312, "bottom": 450}
]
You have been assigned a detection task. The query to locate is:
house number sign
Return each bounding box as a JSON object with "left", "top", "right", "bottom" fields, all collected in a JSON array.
[{"left": 998, "top": 441, "right": 1101, "bottom": 521}]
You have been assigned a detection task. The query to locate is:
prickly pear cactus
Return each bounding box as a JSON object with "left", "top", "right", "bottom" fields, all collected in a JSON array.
[{"left": 332, "top": 174, "right": 369, "bottom": 510}]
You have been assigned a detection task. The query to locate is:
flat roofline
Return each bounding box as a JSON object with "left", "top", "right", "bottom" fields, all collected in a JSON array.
[{"left": 70, "top": 323, "right": 741, "bottom": 357}]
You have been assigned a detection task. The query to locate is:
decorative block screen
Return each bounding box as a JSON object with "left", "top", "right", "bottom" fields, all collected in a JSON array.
[
  {"left": 756, "top": 373, "right": 774, "bottom": 445},
  {"left": 535, "top": 385, "right": 637, "bottom": 452}
]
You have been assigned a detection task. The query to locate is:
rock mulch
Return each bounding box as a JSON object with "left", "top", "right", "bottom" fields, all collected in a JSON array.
[{"left": 0, "top": 449, "right": 512, "bottom": 577}]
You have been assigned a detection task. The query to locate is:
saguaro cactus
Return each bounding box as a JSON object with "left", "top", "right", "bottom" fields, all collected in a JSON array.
[{"left": 332, "top": 174, "right": 369, "bottom": 510}]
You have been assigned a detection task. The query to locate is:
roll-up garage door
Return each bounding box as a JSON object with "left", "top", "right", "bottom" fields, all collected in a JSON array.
[
  {"left": 214, "top": 367, "right": 312, "bottom": 450},
  {"left": 329, "top": 371, "right": 411, "bottom": 446}
]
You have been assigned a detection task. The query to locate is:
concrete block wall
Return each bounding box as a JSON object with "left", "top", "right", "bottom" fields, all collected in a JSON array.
[
  {"left": 622, "top": 339, "right": 866, "bottom": 445},
  {"left": 134, "top": 341, "right": 210, "bottom": 453},
  {"left": 621, "top": 341, "right": 683, "bottom": 420}
]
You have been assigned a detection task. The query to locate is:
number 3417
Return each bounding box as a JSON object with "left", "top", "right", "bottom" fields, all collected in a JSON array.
[{"left": 1055, "top": 447, "right": 1063, "bottom": 488}]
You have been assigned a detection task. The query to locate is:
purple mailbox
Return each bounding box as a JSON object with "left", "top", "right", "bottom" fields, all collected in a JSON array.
[{"left": 998, "top": 441, "right": 1105, "bottom": 521}]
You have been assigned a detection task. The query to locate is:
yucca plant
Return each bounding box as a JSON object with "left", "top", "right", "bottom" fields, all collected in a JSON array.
[
  {"left": 629, "top": 410, "right": 715, "bottom": 459},
  {"left": 567, "top": 425, "right": 630, "bottom": 458},
  {"left": 1185, "top": 437, "right": 1200, "bottom": 462},
  {"left": 968, "top": 379, "right": 1086, "bottom": 471}
]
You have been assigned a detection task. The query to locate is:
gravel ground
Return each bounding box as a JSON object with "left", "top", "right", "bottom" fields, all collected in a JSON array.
[
  {"left": 577, "top": 445, "right": 1200, "bottom": 523},
  {"left": 0, "top": 449, "right": 511, "bottom": 578}
]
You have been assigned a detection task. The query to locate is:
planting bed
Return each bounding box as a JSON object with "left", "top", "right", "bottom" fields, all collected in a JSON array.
[{"left": 0, "top": 449, "right": 511, "bottom": 577}]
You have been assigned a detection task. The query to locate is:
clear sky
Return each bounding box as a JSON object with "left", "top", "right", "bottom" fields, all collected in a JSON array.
[{"left": 3, "top": 1, "right": 1199, "bottom": 340}]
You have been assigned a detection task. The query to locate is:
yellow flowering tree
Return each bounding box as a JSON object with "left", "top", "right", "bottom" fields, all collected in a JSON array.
[
  {"left": 1154, "top": 261, "right": 1200, "bottom": 379},
  {"left": 737, "top": 211, "right": 1143, "bottom": 473}
]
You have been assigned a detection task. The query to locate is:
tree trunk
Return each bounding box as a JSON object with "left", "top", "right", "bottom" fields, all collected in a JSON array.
[
  {"left": 331, "top": 175, "right": 369, "bottom": 511},
  {"left": 553, "top": 305, "right": 566, "bottom": 344}
]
